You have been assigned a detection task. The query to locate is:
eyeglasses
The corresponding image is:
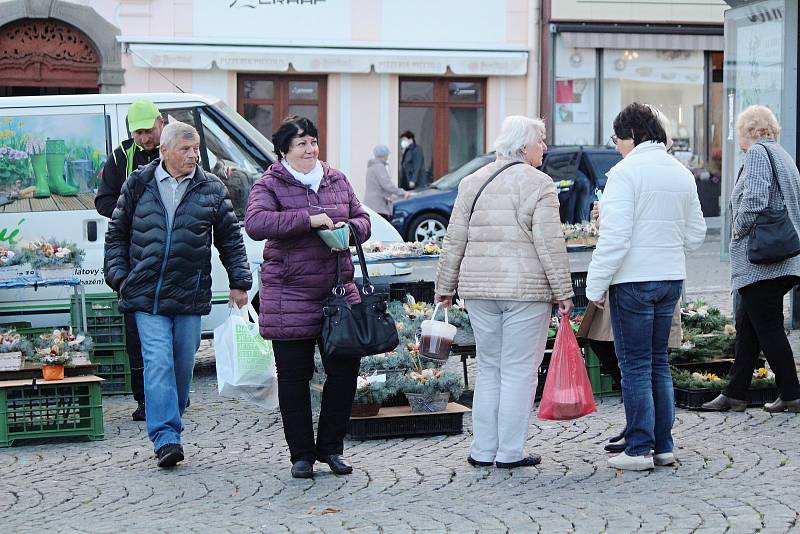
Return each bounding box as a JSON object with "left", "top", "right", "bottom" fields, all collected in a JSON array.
[
  {"left": 609, "top": 134, "right": 619, "bottom": 145},
  {"left": 306, "top": 187, "right": 336, "bottom": 212}
]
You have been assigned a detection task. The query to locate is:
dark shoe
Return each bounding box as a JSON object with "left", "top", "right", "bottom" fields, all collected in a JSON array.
[
  {"left": 608, "top": 429, "right": 626, "bottom": 443},
  {"left": 700, "top": 394, "right": 746, "bottom": 412},
  {"left": 156, "top": 444, "right": 184, "bottom": 468},
  {"left": 604, "top": 440, "right": 626, "bottom": 453},
  {"left": 317, "top": 454, "right": 353, "bottom": 475},
  {"left": 291, "top": 459, "right": 314, "bottom": 479},
  {"left": 467, "top": 456, "right": 493, "bottom": 467},
  {"left": 496, "top": 454, "right": 542, "bottom": 469},
  {"left": 131, "top": 403, "right": 146, "bottom": 422},
  {"left": 764, "top": 397, "right": 800, "bottom": 413}
]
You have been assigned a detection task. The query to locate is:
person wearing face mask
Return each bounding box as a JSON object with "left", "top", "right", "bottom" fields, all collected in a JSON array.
[
  {"left": 399, "top": 130, "right": 427, "bottom": 190},
  {"left": 96, "top": 99, "right": 165, "bottom": 422},
  {"left": 586, "top": 102, "right": 706, "bottom": 471},
  {"left": 434, "top": 115, "right": 574, "bottom": 470},
  {"left": 364, "top": 144, "right": 410, "bottom": 219},
  {"left": 244, "top": 116, "right": 371, "bottom": 480},
  {"left": 104, "top": 121, "right": 252, "bottom": 468}
]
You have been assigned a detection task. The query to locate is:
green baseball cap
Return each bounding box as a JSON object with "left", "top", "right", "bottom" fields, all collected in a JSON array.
[{"left": 127, "top": 100, "right": 162, "bottom": 132}]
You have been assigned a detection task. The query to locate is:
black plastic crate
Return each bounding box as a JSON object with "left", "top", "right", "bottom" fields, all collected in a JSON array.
[
  {"left": 389, "top": 281, "right": 435, "bottom": 304},
  {"left": 347, "top": 405, "right": 467, "bottom": 440},
  {"left": 674, "top": 386, "right": 778, "bottom": 409},
  {"left": 571, "top": 271, "right": 588, "bottom": 310}
]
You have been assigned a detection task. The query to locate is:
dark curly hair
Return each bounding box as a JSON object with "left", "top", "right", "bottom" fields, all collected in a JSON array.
[
  {"left": 272, "top": 115, "right": 319, "bottom": 159},
  {"left": 613, "top": 102, "right": 667, "bottom": 146}
]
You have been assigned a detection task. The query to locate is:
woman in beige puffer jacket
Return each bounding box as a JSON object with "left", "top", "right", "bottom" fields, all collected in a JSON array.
[{"left": 435, "top": 115, "right": 573, "bottom": 469}]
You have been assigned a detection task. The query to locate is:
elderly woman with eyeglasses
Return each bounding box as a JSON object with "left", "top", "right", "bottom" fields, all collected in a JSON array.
[{"left": 244, "top": 116, "right": 370, "bottom": 480}]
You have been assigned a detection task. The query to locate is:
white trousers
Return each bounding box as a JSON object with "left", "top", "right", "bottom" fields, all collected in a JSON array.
[{"left": 466, "top": 299, "right": 551, "bottom": 463}]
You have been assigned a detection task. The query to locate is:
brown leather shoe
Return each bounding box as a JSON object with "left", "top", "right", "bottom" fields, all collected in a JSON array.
[
  {"left": 700, "top": 394, "right": 746, "bottom": 412},
  {"left": 764, "top": 397, "right": 800, "bottom": 413}
]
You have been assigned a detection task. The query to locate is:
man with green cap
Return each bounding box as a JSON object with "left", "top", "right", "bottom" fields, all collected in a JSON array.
[{"left": 96, "top": 99, "right": 165, "bottom": 421}]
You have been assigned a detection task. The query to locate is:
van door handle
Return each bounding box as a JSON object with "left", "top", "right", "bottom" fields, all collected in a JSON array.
[{"left": 87, "top": 221, "right": 98, "bottom": 242}]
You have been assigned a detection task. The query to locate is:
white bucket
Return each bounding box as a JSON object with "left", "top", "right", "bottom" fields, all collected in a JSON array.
[{"left": 419, "top": 303, "right": 457, "bottom": 361}]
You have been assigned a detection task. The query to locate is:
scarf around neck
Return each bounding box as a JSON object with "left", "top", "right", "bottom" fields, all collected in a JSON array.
[{"left": 283, "top": 159, "right": 324, "bottom": 192}]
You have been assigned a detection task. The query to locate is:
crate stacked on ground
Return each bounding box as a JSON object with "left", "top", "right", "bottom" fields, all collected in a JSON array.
[
  {"left": 0, "top": 375, "right": 105, "bottom": 447},
  {"left": 582, "top": 345, "right": 618, "bottom": 398},
  {"left": 71, "top": 293, "right": 131, "bottom": 395}
]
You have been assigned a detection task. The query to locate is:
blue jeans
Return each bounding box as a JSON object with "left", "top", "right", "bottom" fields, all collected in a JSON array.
[
  {"left": 135, "top": 312, "right": 201, "bottom": 452},
  {"left": 609, "top": 280, "right": 682, "bottom": 456}
]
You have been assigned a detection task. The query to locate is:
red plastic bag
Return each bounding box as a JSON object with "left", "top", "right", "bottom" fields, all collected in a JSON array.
[{"left": 537, "top": 313, "right": 597, "bottom": 420}]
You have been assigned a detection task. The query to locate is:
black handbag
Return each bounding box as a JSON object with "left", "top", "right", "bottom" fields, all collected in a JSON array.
[
  {"left": 746, "top": 143, "right": 800, "bottom": 264},
  {"left": 320, "top": 222, "right": 400, "bottom": 358}
]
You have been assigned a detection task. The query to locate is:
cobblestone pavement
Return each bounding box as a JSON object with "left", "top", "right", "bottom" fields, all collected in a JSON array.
[{"left": 3, "top": 235, "right": 800, "bottom": 533}]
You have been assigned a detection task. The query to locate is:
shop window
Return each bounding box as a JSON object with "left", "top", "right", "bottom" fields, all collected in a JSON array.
[
  {"left": 602, "top": 49, "right": 704, "bottom": 161},
  {"left": 553, "top": 37, "right": 597, "bottom": 146},
  {"left": 0, "top": 111, "right": 109, "bottom": 212},
  {"left": 237, "top": 75, "right": 326, "bottom": 159},
  {"left": 399, "top": 78, "right": 486, "bottom": 182}
]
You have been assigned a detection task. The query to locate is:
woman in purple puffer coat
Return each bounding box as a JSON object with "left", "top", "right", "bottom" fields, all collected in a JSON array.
[{"left": 244, "top": 116, "right": 371, "bottom": 480}]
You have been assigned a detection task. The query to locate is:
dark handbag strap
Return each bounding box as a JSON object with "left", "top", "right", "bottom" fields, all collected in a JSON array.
[
  {"left": 756, "top": 142, "right": 785, "bottom": 203},
  {"left": 467, "top": 161, "right": 525, "bottom": 221},
  {"left": 331, "top": 221, "right": 373, "bottom": 296}
]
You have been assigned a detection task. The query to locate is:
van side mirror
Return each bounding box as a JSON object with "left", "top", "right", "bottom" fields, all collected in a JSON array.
[{"left": 87, "top": 221, "right": 98, "bottom": 242}]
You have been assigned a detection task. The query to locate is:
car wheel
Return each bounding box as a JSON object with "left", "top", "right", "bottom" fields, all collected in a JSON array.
[{"left": 408, "top": 213, "right": 449, "bottom": 243}]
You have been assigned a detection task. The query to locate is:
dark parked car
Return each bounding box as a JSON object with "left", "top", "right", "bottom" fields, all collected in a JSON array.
[{"left": 390, "top": 146, "right": 622, "bottom": 242}]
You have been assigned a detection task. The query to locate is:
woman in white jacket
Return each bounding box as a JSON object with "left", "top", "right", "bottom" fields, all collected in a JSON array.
[{"left": 586, "top": 103, "right": 706, "bottom": 471}]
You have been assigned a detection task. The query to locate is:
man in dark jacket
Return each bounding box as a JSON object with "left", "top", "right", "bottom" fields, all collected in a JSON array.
[
  {"left": 399, "top": 130, "right": 427, "bottom": 190},
  {"left": 104, "top": 121, "right": 252, "bottom": 468},
  {"left": 96, "top": 99, "right": 164, "bottom": 422}
]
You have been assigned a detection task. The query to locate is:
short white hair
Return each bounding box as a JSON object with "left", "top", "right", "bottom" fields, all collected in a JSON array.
[
  {"left": 160, "top": 121, "right": 199, "bottom": 149},
  {"left": 493, "top": 116, "right": 545, "bottom": 159}
]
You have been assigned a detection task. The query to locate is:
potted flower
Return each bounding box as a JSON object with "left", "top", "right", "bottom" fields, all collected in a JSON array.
[
  {"left": 34, "top": 342, "right": 73, "bottom": 380},
  {"left": 20, "top": 238, "right": 84, "bottom": 279},
  {"left": 0, "top": 329, "right": 33, "bottom": 371},
  {"left": 34, "top": 328, "right": 92, "bottom": 357},
  {"left": 352, "top": 374, "right": 398, "bottom": 417},
  {"left": 399, "top": 367, "right": 464, "bottom": 413}
]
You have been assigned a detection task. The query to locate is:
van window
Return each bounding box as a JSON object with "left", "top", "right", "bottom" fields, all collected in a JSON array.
[
  {"left": 161, "top": 107, "right": 263, "bottom": 219},
  {"left": 199, "top": 111, "right": 263, "bottom": 219},
  {"left": 0, "top": 113, "right": 108, "bottom": 212}
]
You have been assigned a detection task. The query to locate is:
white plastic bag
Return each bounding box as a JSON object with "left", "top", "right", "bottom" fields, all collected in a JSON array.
[{"left": 214, "top": 304, "right": 278, "bottom": 409}]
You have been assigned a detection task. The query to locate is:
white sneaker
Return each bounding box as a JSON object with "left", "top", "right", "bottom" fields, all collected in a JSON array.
[
  {"left": 654, "top": 452, "right": 676, "bottom": 466},
  {"left": 608, "top": 451, "right": 654, "bottom": 471}
]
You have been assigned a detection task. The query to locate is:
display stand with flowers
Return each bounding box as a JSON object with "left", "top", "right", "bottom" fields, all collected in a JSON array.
[
  {"left": 671, "top": 300, "right": 778, "bottom": 408},
  {"left": 19, "top": 238, "right": 84, "bottom": 280}
]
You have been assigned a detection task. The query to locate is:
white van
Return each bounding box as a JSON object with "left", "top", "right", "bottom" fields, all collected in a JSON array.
[{"left": 0, "top": 93, "right": 407, "bottom": 334}]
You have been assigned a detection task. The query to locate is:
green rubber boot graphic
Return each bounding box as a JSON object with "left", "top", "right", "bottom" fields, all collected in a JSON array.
[
  {"left": 45, "top": 139, "right": 79, "bottom": 196},
  {"left": 31, "top": 153, "right": 51, "bottom": 198}
]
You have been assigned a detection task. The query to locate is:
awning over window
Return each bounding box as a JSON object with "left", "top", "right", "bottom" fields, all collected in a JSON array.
[
  {"left": 560, "top": 32, "right": 724, "bottom": 52},
  {"left": 123, "top": 42, "right": 529, "bottom": 76}
]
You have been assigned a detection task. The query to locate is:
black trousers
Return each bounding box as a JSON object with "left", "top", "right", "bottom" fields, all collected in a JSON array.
[
  {"left": 272, "top": 339, "right": 361, "bottom": 464},
  {"left": 123, "top": 312, "right": 145, "bottom": 404},
  {"left": 724, "top": 275, "right": 800, "bottom": 401}
]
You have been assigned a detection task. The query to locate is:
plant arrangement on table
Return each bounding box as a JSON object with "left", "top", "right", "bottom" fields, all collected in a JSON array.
[
  {"left": 399, "top": 349, "right": 464, "bottom": 413},
  {"left": 351, "top": 374, "right": 399, "bottom": 417},
  {"left": 33, "top": 342, "right": 74, "bottom": 381},
  {"left": 671, "top": 300, "right": 739, "bottom": 374},
  {"left": 0, "top": 246, "right": 26, "bottom": 281},
  {"left": 0, "top": 329, "right": 33, "bottom": 371},
  {"left": 33, "top": 328, "right": 93, "bottom": 356},
  {"left": 19, "top": 238, "right": 84, "bottom": 279},
  {"left": 562, "top": 222, "right": 599, "bottom": 246}
]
